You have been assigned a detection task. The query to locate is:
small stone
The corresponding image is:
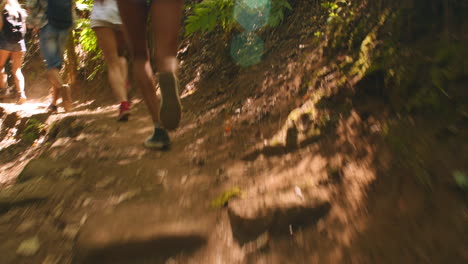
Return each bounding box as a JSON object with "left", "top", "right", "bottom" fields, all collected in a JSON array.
[
  {"left": 16, "top": 220, "right": 36, "bottom": 233},
  {"left": 60, "top": 167, "right": 82, "bottom": 178},
  {"left": 114, "top": 189, "right": 141, "bottom": 204},
  {"left": 50, "top": 137, "right": 72, "bottom": 148},
  {"left": 156, "top": 169, "right": 168, "bottom": 179},
  {"left": 82, "top": 198, "right": 92, "bottom": 207},
  {"left": 75, "top": 134, "right": 88, "bottom": 142},
  {"left": 16, "top": 236, "right": 40, "bottom": 256},
  {"left": 63, "top": 225, "right": 80, "bottom": 239},
  {"left": 294, "top": 186, "right": 304, "bottom": 200},
  {"left": 95, "top": 177, "right": 115, "bottom": 189},
  {"left": 80, "top": 214, "right": 88, "bottom": 226},
  {"left": 156, "top": 170, "right": 167, "bottom": 186},
  {"left": 181, "top": 175, "right": 188, "bottom": 185}
]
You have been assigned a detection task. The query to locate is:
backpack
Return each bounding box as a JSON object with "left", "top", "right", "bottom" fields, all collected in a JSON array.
[
  {"left": 2, "top": 10, "right": 24, "bottom": 43},
  {"left": 47, "top": 0, "right": 73, "bottom": 30}
]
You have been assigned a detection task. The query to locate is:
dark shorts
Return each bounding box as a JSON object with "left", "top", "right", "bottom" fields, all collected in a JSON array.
[
  {"left": 39, "top": 23, "right": 70, "bottom": 70},
  {"left": 0, "top": 33, "right": 26, "bottom": 52}
]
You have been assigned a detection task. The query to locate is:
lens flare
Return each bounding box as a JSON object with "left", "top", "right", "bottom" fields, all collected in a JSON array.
[
  {"left": 230, "top": 32, "right": 264, "bottom": 67},
  {"left": 230, "top": 0, "right": 272, "bottom": 67},
  {"left": 233, "top": 0, "right": 271, "bottom": 32}
]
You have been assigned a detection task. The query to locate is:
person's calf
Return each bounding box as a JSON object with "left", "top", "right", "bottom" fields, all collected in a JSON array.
[
  {"left": 47, "top": 68, "right": 63, "bottom": 88},
  {"left": 158, "top": 72, "right": 182, "bottom": 130}
]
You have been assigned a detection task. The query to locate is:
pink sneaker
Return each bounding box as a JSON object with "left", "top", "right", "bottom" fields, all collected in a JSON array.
[{"left": 117, "top": 101, "right": 131, "bottom": 122}]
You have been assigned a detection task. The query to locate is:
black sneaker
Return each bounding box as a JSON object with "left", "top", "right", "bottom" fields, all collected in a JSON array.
[
  {"left": 158, "top": 72, "right": 182, "bottom": 130},
  {"left": 144, "top": 127, "right": 170, "bottom": 150},
  {"left": 47, "top": 105, "right": 58, "bottom": 113}
]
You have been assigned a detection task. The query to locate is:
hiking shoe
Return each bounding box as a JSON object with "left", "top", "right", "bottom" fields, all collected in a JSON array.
[
  {"left": 144, "top": 127, "right": 170, "bottom": 150},
  {"left": 47, "top": 105, "right": 58, "bottom": 113},
  {"left": 61, "top": 84, "right": 72, "bottom": 112},
  {"left": 158, "top": 72, "right": 182, "bottom": 130},
  {"left": 117, "top": 101, "right": 131, "bottom": 122}
]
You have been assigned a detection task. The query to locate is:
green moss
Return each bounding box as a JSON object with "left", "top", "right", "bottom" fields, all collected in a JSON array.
[
  {"left": 210, "top": 187, "right": 242, "bottom": 208},
  {"left": 21, "top": 119, "right": 46, "bottom": 144}
]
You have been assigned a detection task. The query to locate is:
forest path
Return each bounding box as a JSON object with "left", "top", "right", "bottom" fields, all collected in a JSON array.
[{"left": 0, "top": 80, "right": 338, "bottom": 263}]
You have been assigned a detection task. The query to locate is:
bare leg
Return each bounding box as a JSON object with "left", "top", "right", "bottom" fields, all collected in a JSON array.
[
  {"left": 11, "top": 51, "right": 26, "bottom": 100},
  {"left": 149, "top": 0, "right": 183, "bottom": 130},
  {"left": 0, "top": 50, "right": 10, "bottom": 90},
  {"left": 47, "top": 68, "right": 62, "bottom": 106},
  {"left": 151, "top": 0, "right": 183, "bottom": 72},
  {"left": 116, "top": 29, "right": 129, "bottom": 91},
  {"left": 93, "top": 27, "right": 128, "bottom": 102},
  {"left": 117, "top": 0, "right": 160, "bottom": 123}
]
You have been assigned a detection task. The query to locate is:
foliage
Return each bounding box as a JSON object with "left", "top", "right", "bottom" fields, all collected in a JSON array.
[
  {"left": 75, "top": 0, "right": 96, "bottom": 53},
  {"left": 75, "top": 0, "right": 103, "bottom": 80},
  {"left": 210, "top": 187, "right": 241, "bottom": 208},
  {"left": 321, "top": 0, "right": 352, "bottom": 24},
  {"left": 184, "top": 0, "right": 292, "bottom": 37},
  {"left": 319, "top": 0, "right": 467, "bottom": 114},
  {"left": 453, "top": 171, "right": 468, "bottom": 190},
  {"left": 22, "top": 119, "right": 45, "bottom": 144},
  {"left": 185, "top": 0, "right": 234, "bottom": 36},
  {"left": 266, "top": 0, "right": 293, "bottom": 27}
]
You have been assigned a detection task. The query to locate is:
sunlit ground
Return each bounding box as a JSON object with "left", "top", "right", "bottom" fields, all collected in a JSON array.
[{"left": 0, "top": 98, "right": 138, "bottom": 186}]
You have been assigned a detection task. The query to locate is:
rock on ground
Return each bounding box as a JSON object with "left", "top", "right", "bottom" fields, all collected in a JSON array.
[
  {"left": 0, "top": 178, "right": 55, "bottom": 212},
  {"left": 16, "top": 236, "right": 40, "bottom": 256},
  {"left": 17, "top": 158, "right": 64, "bottom": 182},
  {"left": 228, "top": 190, "right": 331, "bottom": 244},
  {"left": 75, "top": 202, "right": 212, "bottom": 263}
]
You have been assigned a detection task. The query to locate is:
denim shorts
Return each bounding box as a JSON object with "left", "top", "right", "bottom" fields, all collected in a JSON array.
[{"left": 39, "top": 24, "right": 70, "bottom": 70}]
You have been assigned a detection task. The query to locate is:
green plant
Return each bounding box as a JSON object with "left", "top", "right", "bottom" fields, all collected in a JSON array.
[
  {"left": 321, "top": 0, "right": 351, "bottom": 24},
  {"left": 210, "top": 187, "right": 241, "bottom": 208},
  {"left": 22, "top": 119, "right": 46, "bottom": 144},
  {"left": 267, "top": 0, "right": 292, "bottom": 27},
  {"left": 185, "top": 0, "right": 235, "bottom": 37},
  {"left": 184, "top": 0, "right": 292, "bottom": 37},
  {"left": 453, "top": 171, "right": 468, "bottom": 190},
  {"left": 75, "top": 0, "right": 104, "bottom": 80}
]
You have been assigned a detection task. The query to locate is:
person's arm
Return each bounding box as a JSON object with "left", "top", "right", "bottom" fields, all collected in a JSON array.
[
  {"left": 25, "top": 0, "right": 41, "bottom": 34},
  {"left": 21, "top": 10, "right": 27, "bottom": 35}
]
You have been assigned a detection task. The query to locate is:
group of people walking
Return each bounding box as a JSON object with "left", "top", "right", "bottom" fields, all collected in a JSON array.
[{"left": 0, "top": 0, "right": 183, "bottom": 149}]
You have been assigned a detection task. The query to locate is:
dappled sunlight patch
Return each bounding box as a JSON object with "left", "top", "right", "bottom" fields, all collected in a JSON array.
[
  {"left": 0, "top": 101, "right": 49, "bottom": 117},
  {"left": 135, "top": 126, "right": 154, "bottom": 137},
  {"left": 71, "top": 100, "right": 97, "bottom": 111},
  {"left": 181, "top": 66, "right": 202, "bottom": 99},
  {"left": 242, "top": 91, "right": 327, "bottom": 160}
]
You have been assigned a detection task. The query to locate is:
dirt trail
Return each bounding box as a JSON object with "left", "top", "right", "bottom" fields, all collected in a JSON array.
[
  {"left": 0, "top": 69, "right": 465, "bottom": 263},
  {"left": 1, "top": 85, "right": 336, "bottom": 263}
]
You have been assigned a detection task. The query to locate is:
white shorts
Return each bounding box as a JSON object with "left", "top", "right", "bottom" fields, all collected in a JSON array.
[{"left": 90, "top": 19, "right": 122, "bottom": 30}]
